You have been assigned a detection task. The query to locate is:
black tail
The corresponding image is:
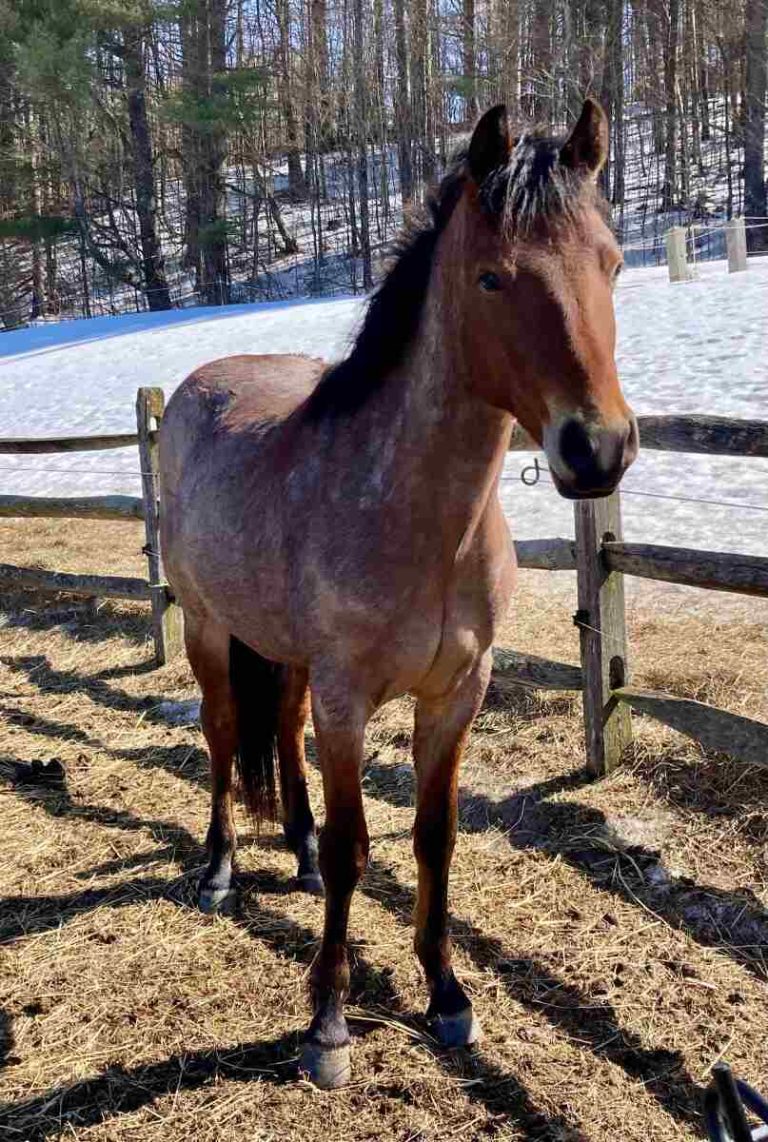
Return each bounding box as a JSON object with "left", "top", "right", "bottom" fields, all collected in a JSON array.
[{"left": 229, "top": 636, "right": 283, "bottom": 824}]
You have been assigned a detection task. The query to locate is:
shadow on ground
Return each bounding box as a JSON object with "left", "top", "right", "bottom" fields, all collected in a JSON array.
[{"left": 0, "top": 777, "right": 590, "bottom": 1141}]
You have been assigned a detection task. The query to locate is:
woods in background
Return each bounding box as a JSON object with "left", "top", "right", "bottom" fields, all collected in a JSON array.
[{"left": 0, "top": 0, "right": 766, "bottom": 327}]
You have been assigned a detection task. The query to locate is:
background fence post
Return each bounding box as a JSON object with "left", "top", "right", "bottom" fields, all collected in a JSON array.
[
  {"left": 665, "top": 226, "right": 693, "bottom": 282},
  {"left": 725, "top": 217, "right": 748, "bottom": 273},
  {"left": 136, "top": 386, "right": 183, "bottom": 666},
  {"left": 574, "top": 491, "right": 633, "bottom": 776}
]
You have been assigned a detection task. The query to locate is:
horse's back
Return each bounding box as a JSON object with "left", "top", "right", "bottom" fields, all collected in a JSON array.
[
  {"left": 162, "top": 353, "right": 325, "bottom": 462},
  {"left": 159, "top": 353, "right": 326, "bottom": 642}
]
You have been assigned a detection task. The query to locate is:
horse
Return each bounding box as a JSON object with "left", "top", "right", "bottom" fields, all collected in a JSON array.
[{"left": 159, "top": 99, "right": 638, "bottom": 1089}]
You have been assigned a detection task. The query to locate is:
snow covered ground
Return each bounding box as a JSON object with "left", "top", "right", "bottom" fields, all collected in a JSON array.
[{"left": 1, "top": 259, "right": 767, "bottom": 557}]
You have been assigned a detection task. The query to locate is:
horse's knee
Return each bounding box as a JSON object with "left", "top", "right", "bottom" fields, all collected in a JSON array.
[{"left": 318, "top": 821, "right": 369, "bottom": 893}]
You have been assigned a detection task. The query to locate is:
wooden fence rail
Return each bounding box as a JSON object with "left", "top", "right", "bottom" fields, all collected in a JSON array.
[
  {"left": 1, "top": 399, "right": 766, "bottom": 773},
  {"left": 510, "top": 414, "right": 768, "bottom": 457},
  {"left": 0, "top": 562, "right": 153, "bottom": 600},
  {"left": 0, "top": 388, "right": 181, "bottom": 664},
  {"left": 0, "top": 494, "right": 144, "bottom": 520},
  {"left": 0, "top": 432, "right": 146, "bottom": 454}
]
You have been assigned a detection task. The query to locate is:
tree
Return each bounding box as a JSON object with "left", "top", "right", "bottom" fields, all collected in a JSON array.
[
  {"left": 123, "top": 17, "right": 171, "bottom": 310},
  {"left": 744, "top": 0, "right": 767, "bottom": 250}
]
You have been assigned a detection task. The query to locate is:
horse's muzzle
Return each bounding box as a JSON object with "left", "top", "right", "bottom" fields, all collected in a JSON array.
[{"left": 546, "top": 414, "right": 638, "bottom": 500}]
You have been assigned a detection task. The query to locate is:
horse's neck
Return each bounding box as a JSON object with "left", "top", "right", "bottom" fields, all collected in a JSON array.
[{"left": 353, "top": 312, "right": 512, "bottom": 551}]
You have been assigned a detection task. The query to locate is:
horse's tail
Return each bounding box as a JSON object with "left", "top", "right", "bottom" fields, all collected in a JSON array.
[{"left": 229, "top": 635, "right": 283, "bottom": 824}]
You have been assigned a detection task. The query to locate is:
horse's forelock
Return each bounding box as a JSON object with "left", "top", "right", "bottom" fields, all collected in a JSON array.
[{"left": 475, "top": 130, "right": 596, "bottom": 236}]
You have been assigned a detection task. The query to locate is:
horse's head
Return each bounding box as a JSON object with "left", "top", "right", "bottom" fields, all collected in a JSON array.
[{"left": 443, "top": 99, "right": 637, "bottom": 499}]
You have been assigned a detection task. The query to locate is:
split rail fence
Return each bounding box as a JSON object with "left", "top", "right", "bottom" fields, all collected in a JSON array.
[
  {"left": 1, "top": 392, "right": 768, "bottom": 774},
  {"left": 0, "top": 388, "right": 182, "bottom": 665}
]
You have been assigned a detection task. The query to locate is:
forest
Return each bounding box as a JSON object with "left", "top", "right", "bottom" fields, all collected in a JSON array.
[{"left": 0, "top": 0, "right": 766, "bottom": 326}]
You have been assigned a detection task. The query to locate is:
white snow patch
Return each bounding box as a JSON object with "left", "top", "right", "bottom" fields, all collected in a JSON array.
[
  {"left": 152, "top": 699, "right": 201, "bottom": 726},
  {"left": 604, "top": 811, "right": 674, "bottom": 852},
  {"left": 2, "top": 259, "right": 767, "bottom": 555}
]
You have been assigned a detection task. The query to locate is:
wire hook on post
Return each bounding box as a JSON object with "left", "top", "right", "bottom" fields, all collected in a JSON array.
[{"left": 520, "top": 457, "right": 543, "bottom": 487}]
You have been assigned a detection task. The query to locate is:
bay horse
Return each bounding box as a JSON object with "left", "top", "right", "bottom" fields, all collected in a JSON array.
[{"left": 159, "top": 99, "right": 638, "bottom": 1089}]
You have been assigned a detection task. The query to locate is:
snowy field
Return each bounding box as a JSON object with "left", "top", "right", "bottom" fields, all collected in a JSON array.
[{"left": 1, "top": 258, "right": 767, "bottom": 556}]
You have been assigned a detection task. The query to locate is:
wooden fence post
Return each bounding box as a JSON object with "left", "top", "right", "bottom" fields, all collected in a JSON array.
[
  {"left": 136, "top": 387, "right": 183, "bottom": 665},
  {"left": 574, "top": 491, "right": 633, "bottom": 776},
  {"left": 665, "top": 226, "right": 693, "bottom": 282},
  {"left": 725, "top": 217, "right": 748, "bottom": 273}
]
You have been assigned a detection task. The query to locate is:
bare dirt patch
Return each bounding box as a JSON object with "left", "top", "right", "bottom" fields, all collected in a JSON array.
[{"left": 1, "top": 517, "right": 767, "bottom": 1140}]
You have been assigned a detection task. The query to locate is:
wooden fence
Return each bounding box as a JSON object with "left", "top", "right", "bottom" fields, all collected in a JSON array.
[
  {"left": 2, "top": 392, "right": 768, "bottom": 774},
  {"left": 0, "top": 387, "right": 182, "bottom": 665},
  {"left": 506, "top": 413, "right": 768, "bottom": 775}
]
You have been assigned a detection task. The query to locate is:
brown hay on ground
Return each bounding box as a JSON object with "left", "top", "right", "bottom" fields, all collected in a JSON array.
[{"left": 1, "top": 517, "right": 767, "bottom": 1140}]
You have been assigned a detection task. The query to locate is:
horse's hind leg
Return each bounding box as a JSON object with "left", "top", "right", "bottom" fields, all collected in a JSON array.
[
  {"left": 412, "top": 656, "right": 491, "bottom": 1046},
  {"left": 277, "top": 667, "right": 323, "bottom": 895},
  {"left": 184, "top": 616, "right": 238, "bottom": 913}
]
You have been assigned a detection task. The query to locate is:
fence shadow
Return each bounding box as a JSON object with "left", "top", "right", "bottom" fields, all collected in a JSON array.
[
  {"left": 8, "top": 655, "right": 766, "bottom": 986},
  {"left": 2, "top": 654, "right": 173, "bottom": 718},
  {"left": 360, "top": 856, "right": 702, "bottom": 1131},
  {"left": 0, "top": 781, "right": 589, "bottom": 1141},
  {"left": 0, "top": 595, "right": 152, "bottom": 648},
  {"left": 362, "top": 759, "right": 768, "bottom": 986},
  {"left": 0, "top": 1010, "right": 13, "bottom": 1072}
]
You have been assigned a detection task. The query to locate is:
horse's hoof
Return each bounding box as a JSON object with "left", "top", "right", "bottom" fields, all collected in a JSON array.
[
  {"left": 297, "top": 872, "right": 324, "bottom": 897},
  {"left": 430, "top": 1006, "right": 480, "bottom": 1048},
  {"left": 198, "top": 884, "right": 235, "bottom": 914},
  {"left": 299, "top": 1042, "right": 351, "bottom": 1089}
]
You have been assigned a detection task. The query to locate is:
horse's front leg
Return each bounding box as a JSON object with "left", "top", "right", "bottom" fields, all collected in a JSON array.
[
  {"left": 413, "top": 654, "right": 492, "bottom": 1046},
  {"left": 300, "top": 688, "right": 369, "bottom": 1089}
]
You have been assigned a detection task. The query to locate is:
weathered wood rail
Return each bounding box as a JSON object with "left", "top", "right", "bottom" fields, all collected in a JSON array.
[
  {"left": 509, "top": 414, "right": 768, "bottom": 457},
  {"left": 2, "top": 399, "right": 767, "bottom": 773},
  {"left": 0, "top": 432, "right": 147, "bottom": 454},
  {"left": 0, "top": 388, "right": 182, "bottom": 664},
  {"left": 0, "top": 494, "right": 144, "bottom": 520},
  {"left": 508, "top": 413, "right": 768, "bottom": 775}
]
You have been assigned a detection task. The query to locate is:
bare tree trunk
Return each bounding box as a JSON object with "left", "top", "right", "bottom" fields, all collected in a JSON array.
[
  {"left": 463, "top": 0, "right": 479, "bottom": 122},
  {"left": 600, "top": 0, "right": 624, "bottom": 208},
  {"left": 276, "top": 0, "right": 307, "bottom": 198},
  {"left": 695, "top": 0, "right": 710, "bottom": 141},
  {"left": 662, "top": 0, "right": 680, "bottom": 209},
  {"left": 500, "top": 0, "right": 519, "bottom": 113},
  {"left": 412, "top": 0, "right": 431, "bottom": 187},
  {"left": 124, "top": 24, "right": 171, "bottom": 310},
  {"left": 393, "top": 0, "right": 413, "bottom": 203},
  {"left": 744, "top": 0, "right": 768, "bottom": 250},
  {"left": 27, "top": 107, "right": 44, "bottom": 318},
  {"left": 181, "top": 8, "right": 202, "bottom": 282},
  {"left": 199, "top": 0, "right": 229, "bottom": 304},
  {"left": 353, "top": 0, "right": 372, "bottom": 288}
]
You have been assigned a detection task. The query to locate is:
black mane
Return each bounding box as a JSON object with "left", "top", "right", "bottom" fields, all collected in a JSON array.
[
  {"left": 304, "top": 128, "right": 590, "bottom": 423},
  {"left": 480, "top": 129, "right": 588, "bottom": 235}
]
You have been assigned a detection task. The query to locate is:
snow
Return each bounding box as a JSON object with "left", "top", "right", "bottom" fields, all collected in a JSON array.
[{"left": 1, "top": 259, "right": 767, "bottom": 557}]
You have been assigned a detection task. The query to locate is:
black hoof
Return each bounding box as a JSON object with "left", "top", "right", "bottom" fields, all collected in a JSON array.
[
  {"left": 299, "top": 1041, "right": 351, "bottom": 1089},
  {"left": 198, "top": 882, "right": 235, "bottom": 914},
  {"left": 296, "top": 872, "right": 324, "bottom": 897},
  {"left": 429, "top": 1006, "right": 480, "bottom": 1048}
]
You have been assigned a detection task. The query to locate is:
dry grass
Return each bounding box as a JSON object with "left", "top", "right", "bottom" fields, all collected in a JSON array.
[{"left": 1, "top": 517, "right": 768, "bottom": 1141}]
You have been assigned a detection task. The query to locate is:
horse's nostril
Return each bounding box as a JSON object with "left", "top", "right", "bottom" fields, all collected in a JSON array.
[
  {"left": 559, "top": 419, "right": 599, "bottom": 477},
  {"left": 623, "top": 415, "right": 640, "bottom": 468}
]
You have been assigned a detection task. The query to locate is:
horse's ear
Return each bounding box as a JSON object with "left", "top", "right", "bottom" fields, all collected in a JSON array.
[
  {"left": 559, "top": 98, "right": 608, "bottom": 177},
  {"left": 468, "top": 104, "right": 512, "bottom": 184}
]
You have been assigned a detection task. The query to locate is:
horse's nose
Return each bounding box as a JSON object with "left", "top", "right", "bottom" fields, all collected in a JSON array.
[
  {"left": 559, "top": 419, "right": 602, "bottom": 480},
  {"left": 550, "top": 415, "right": 636, "bottom": 499}
]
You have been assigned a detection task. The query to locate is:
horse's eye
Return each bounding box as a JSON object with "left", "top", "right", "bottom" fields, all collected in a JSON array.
[{"left": 478, "top": 271, "right": 502, "bottom": 292}]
